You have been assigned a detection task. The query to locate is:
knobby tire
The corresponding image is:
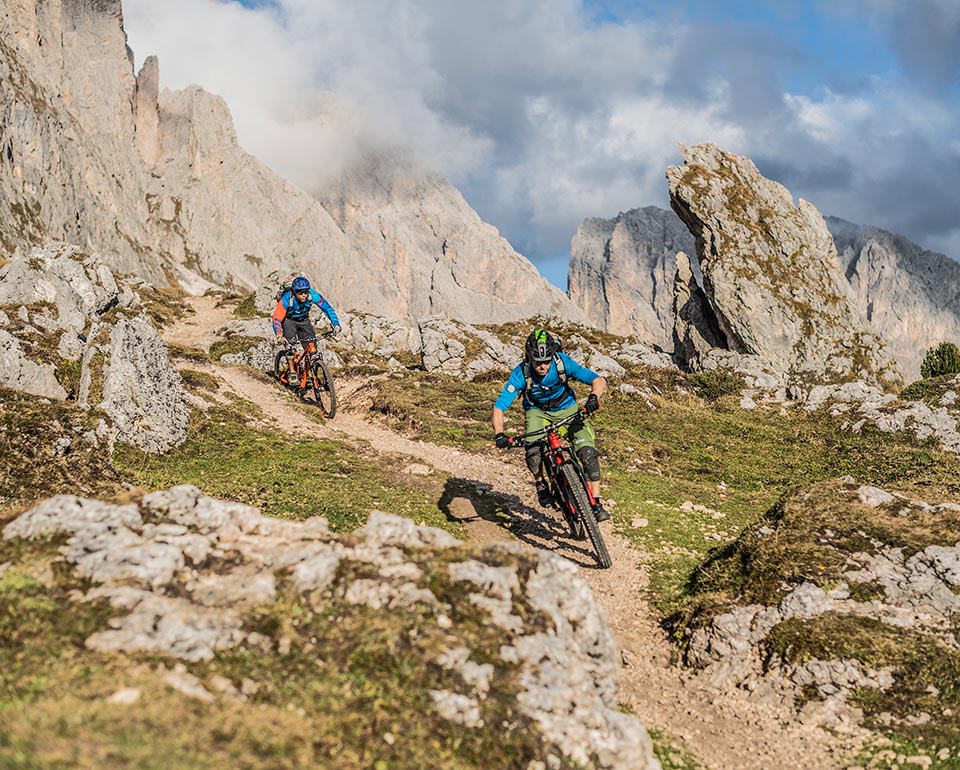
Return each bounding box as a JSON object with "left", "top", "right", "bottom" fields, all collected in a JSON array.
[
  {"left": 559, "top": 463, "right": 611, "bottom": 569},
  {"left": 553, "top": 465, "right": 585, "bottom": 541},
  {"left": 310, "top": 359, "right": 337, "bottom": 418},
  {"left": 274, "top": 349, "right": 292, "bottom": 384}
]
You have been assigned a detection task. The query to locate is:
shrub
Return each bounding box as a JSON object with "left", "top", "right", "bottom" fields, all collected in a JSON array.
[
  {"left": 685, "top": 370, "right": 745, "bottom": 401},
  {"left": 920, "top": 341, "right": 960, "bottom": 379}
]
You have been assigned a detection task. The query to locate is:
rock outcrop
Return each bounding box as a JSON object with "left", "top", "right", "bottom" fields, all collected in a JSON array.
[
  {"left": 828, "top": 217, "right": 960, "bottom": 383},
  {"left": 666, "top": 143, "right": 901, "bottom": 391},
  {"left": 3, "top": 486, "right": 658, "bottom": 769},
  {"left": 681, "top": 480, "right": 960, "bottom": 728},
  {"left": 0, "top": 0, "right": 584, "bottom": 325},
  {"left": 569, "top": 206, "right": 695, "bottom": 348},
  {"left": 0, "top": 243, "right": 188, "bottom": 453},
  {"left": 671, "top": 250, "right": 724, "bottom": 371}
]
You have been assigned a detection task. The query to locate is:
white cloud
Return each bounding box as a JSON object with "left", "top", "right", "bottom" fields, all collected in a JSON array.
[{"left": 123, "top": 0, "right": 960, "bottom": 274}]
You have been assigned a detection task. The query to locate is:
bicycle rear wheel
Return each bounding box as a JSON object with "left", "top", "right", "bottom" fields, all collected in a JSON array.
[
  {"left": 274, "top": 349, "right": 293, "bottom": 386},
  {"left": 310, "top": 359, "right": 337, "bottom": 418},
  {"left": 560, "top": 463, "right": 611, "bottom": 569}
]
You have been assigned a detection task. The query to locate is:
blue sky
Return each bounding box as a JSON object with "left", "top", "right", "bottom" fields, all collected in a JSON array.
[{"left": 124, "top": 0, "right": 959, "bottom": 288}]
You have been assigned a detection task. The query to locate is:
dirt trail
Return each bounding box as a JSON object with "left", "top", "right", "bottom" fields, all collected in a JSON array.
[{"left": 165, "top": 298, "right": 864, "bottom": 770}]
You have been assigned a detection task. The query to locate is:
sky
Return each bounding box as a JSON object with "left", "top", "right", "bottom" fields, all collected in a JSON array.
[{"left": 123, "top": 0, "right": 960, "bottom": 289}]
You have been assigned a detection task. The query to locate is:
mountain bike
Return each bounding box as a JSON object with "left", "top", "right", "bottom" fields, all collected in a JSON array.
[
  {"left": 507, "top": 409, "right": 611, "bottom": 569},
  {"left": 274, "top": 332, "right": 337, "bottom": 418}
]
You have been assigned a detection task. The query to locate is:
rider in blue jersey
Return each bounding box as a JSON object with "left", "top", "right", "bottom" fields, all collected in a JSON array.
[
  {"left": 271, "top": 276, "right": 341, "bottom": 389},
  {"left": 492, "top": 329, "right": 609, "bottom": 521}
]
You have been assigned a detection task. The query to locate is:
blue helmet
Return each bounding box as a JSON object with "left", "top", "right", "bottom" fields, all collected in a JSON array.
[{"left": 291, "top": 276, "right": 310, "bottom": 292}]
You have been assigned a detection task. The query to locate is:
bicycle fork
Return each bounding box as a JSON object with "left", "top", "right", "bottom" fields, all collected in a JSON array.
[{"left": 546, "top": 432, "right": 597, "bottom": 507}]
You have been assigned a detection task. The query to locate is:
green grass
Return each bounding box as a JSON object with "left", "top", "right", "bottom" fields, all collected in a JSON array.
[
  {"left": 900, "top": 374, "right": 960, "bottom": 406},
  {"left": 647, "top": 727, "right": 701, "bottom": 770},
  {"left": 766, "top": 615, "right": 960, "bottom": 769},
  {"left": 358, "top": 371, "right": 505, "bottom": 451},
  {"left": 208, "top": 336, "right": 264, "bottom": 362},
  {"left": 137, "top": 284, "right": 193, "bottom": 329},
  {"left": 231, "top": 293, "right": 259, "bottom": 320},
  {"left": 0, "top": 387, "right": 122, "bottom": 515},
  {"left": 113, "top": 401, "right": 458, "bottom": 535},
  {"left": 601, "top": 389, "right": 960, "bottom": 613}
]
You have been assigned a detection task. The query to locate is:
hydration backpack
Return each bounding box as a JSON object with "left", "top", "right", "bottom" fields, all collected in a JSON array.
[{"left": 274, "top": 277, "right": 296, "bottom": 304}]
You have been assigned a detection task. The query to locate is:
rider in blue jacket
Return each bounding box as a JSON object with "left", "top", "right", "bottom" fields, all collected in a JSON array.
[
  {"left": 272, "top": 276, "right": 341, "bottom": 388},
  {"left": 492, "top": 329, "right": 609, "bottom": 521}
]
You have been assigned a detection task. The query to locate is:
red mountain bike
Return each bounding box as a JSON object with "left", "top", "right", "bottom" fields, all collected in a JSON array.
[
  {"left": 274, "top": 333, "right": 337, "bottom": 418},
  {"left": 507, "top": 409, "right": 611, "bottom": 569}
]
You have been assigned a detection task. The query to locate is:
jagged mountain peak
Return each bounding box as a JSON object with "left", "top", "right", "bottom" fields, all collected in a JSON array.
[{"left": 0, "top": 0, "right": 584, "bottom": 325}]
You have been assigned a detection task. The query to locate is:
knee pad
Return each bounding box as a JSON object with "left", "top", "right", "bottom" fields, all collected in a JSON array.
[
  {"left": 577, "top": 445, "right": 601, "bottom": 481},
  {"left": 525, "top": 445, "right": 543, "bottom": 476}
]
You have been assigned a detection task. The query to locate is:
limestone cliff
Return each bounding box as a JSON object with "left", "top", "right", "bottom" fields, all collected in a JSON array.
[
  {"left": 568, "top": 206, "right": 695, "bottom": 349},
  {"left": 0, "top": 0, "right": 582, "bottom": 324},
  {"left": 828, "top": 216, "right": 960, "bottom": 383},
  {"left": 666, "top": 143, "right": 901, "bottom": 390},
  {"left": 318, "top": 153, "right": 583, "bottom": 324}
]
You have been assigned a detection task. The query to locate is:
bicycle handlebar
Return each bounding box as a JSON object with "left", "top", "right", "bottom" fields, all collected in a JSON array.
[{"left": 504, "top": 407, "right": 588, "bottom": 448}]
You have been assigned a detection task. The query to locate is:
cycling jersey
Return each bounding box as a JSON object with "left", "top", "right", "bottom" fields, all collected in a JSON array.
[
  {"left": 494, "top": 352, "right": 598, "bottom": 412},
  {"left": 271, "top": 288, "right": 339, "bottom": 336}
]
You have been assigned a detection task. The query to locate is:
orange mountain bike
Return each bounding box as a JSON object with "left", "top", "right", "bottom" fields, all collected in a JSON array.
[{"left": 274, "top": 333, "right": 336, "bottom": 418}]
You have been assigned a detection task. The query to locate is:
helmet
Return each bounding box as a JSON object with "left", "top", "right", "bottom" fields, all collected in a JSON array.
[
  {"left": 525, "top": 329, "right": 560, "bottom": 365},
  {"left": 291, "top": 276, "right": 311, "bottom": 292}
]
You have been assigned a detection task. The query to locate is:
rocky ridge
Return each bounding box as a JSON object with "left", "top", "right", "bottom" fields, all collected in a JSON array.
[
  {"left": 2, "top": 485, "right": 657, "bottom": 770},
  {"left": 682, "top": 479, "right": 960, "bottom": 740},
  {"left": 568, "top": 206, "right": 696, "bottom": 350},
  {"left": 828, "top": 216, "right": 960, "bottom": 383}
]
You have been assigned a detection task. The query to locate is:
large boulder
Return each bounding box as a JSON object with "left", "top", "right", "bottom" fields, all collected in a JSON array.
[
  {"left": 91, "top": 316, "right": 189, "bottom": 453},
  {"left": 0, "top": 244, "right": 188, "bottom": 453},
  {"left": 666, "top": 144, "right": 901, "bottom": 392}
]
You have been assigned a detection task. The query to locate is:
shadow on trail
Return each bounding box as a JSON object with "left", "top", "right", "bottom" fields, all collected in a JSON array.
[{"left": 437, "top": 477, "right": 602, "bottom": 569}]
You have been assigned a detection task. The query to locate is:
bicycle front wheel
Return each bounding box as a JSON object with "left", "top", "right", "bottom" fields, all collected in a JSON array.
[
  {"left": 559, "top": 463, "right": 611, "bottom": 569},
  {"left": 274, "top": 349, "right": 293, "bottom": 386},
  {"left": 552, "top": 465, "right": 584, "bottom": 541},
  {"left": 310, "top": 359, "right": 337, "bottom": 418}
]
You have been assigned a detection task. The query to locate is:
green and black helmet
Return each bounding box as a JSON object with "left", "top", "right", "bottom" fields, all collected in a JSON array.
[{"left": 525, "top": 328, "right": 560, "bottom": 365}]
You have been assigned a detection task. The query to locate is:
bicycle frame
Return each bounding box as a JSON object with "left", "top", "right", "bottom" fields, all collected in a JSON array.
[
  {"left": 511, "top": 410, "right": 596, "bottom": 502},
  {"left": 275, "top": 332, "right": 338, "bottom": 418},
  {"left": 285, "top": 333, "right": 330, "bottom": 388},
  {"left": 538, "top": 424, "right": 598, "bottom": 508}
]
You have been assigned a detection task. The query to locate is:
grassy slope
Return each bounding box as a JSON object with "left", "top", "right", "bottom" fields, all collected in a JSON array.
[
  {"left": 4, "top": 295, "right": 960, "bottom": 768},
  {"left": 350, "top": 360, "right": 960, "bottom": 768},
  {"left": 0, "top": 535, "right": 576, "bottom": 769}
]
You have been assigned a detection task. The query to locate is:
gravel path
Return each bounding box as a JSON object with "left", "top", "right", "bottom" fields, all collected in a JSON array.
[{"left": 164, "top": 298, "right": 866, "bottom": 770}]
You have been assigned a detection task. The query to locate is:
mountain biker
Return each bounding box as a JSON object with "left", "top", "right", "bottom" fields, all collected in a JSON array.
[
  {"left": 491, "top": 328, "right": 609, "bottom": 521},
  {"left": 272, "top": 276, "right": 341, "bottom": 388}
]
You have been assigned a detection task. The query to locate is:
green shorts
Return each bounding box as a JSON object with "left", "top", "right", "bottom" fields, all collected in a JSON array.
[{"left": 524, "top": 403, "right": 596, "bottom": 450}]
